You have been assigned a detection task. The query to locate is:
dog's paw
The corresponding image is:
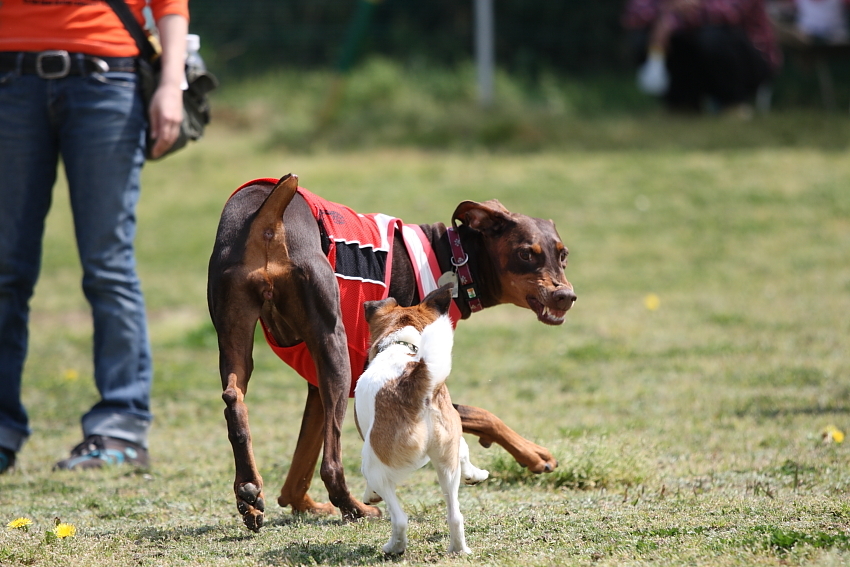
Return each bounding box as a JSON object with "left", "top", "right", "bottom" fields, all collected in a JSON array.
[
  {"left": 448, "top": 543, "right": 471, "bottom": 554},
  {"left": 363, "top": 489, "right": 383, "bottom": 504},
  {"left": 336, "top": 498, "right": 382, "bottom": 522},
  {"left": 278, "top": 491, "right": 339, "bottom": 516},
  {"left": 463, "top": 467, "right": 489, "bottom": 486},
  {"left": 301, "top": 502, "right": 338, "bottom": 516},
  {"left": 382, "top": 539, "right": 407, "bottom": 555},
  {"left": 365, "top": 504, "right": 382, "bottom": 518},
  {"left": 517, "top": 443, "right": 558, "bottom": 474},
  {"left": 235, "top": 482, "right": 265, "bottom": 532}
]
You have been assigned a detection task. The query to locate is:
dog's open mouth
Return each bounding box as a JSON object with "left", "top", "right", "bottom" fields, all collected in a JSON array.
[{"left": 527, "top": 296, "right": 567, "bottom": 326}]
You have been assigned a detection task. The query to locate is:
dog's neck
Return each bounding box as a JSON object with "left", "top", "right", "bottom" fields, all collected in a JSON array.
[
  {"left": 371, "top": 326, "right": 422, "bottom": 362},
  {"left": 419, "top": 223, "right": 501, "bottom": 319},
  {"left": 386, "top": 222, "right": 501, "bottom": 319},
  {"left": 377, "top": 339, "right": 419, "bottom": 356}
]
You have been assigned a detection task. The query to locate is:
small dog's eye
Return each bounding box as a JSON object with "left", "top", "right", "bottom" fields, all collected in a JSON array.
[
  {"left": 519, "top": 250, "right": 532, "bottom": 262},
  {"left": 560, "top": 250, "right": 568, "bottom": 264}
]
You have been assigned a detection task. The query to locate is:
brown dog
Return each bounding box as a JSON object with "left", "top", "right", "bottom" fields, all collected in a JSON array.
[{"left": 207, "top": 174, "right": 576, "bottom": 531}]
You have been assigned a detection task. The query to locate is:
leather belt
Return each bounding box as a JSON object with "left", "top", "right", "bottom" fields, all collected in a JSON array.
[{"left": 0, "top": 51, "right": 137, "bottom": 78}]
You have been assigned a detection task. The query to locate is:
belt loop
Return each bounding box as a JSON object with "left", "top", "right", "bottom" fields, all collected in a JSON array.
[
  {"left": 72, "top": 53, "right": 86, "bottom": 76},
  {"left": 15, "top": 52, "right": 24, "bottom": 75}
]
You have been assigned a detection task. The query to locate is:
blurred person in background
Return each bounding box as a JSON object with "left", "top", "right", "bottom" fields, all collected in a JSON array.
[
  {"left": 622, "top": 0, "right": 781, "bottom": 116},
  {"left": 0, "top": 0, "right": 188, "bottom": 473},
  {"left": 795, "top": 0, "right": 850, "bottom": 41},
  {"left": 769, "top": 0, "right": 850, "bottom": 44}
]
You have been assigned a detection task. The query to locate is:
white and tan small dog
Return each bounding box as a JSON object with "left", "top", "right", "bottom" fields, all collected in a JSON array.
[{"left": 354, "top": 284, "right": 489, "bottom": 555}]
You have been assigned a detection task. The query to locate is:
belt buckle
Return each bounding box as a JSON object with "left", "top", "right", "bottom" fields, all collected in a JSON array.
[{"left": 36, "top": 50, "right": 71, "bottom": 79}]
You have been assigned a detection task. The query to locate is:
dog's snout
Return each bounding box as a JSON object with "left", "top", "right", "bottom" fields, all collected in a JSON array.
[{"left": 553, "top": 287, "right": 577, "bottom": 311}]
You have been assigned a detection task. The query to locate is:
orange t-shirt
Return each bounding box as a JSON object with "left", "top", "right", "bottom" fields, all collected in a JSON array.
[{"left": 0, "top": 0, "right": 190, "bottom": 58}]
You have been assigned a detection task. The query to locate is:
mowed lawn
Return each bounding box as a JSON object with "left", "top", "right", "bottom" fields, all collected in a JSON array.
[{"left": 1, "top": 117, "right": 849, "bottom": 566}]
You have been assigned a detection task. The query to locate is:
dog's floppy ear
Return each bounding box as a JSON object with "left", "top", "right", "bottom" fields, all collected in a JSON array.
[
  {"left": 452, "top": 199, "right": 513, "bottom": 234},
  {"left": 364, "top": 297, "right": 398, "bottom": 323},
  {"left": 421, "top": 283, "right": 453, "bottom": 316}
]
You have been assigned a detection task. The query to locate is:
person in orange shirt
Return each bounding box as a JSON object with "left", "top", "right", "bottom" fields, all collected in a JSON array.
[{"left": 0, "top": 0, "right": 189, "bottom": 473}]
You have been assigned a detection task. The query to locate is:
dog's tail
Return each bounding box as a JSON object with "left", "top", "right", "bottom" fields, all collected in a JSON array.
[
  {"left": 245, "top": 173, "right": 299, "bottom": 300},
  {"left": 252, "top": 173, "right": 298, "bottom": 244},
  {"left": 418, "top": 314, "right": 454, "bottom": 390}
]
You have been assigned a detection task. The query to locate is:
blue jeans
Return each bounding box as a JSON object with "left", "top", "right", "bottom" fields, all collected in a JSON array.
[{"left": 0, "top": 58, "right": 153, "bottom": 453}]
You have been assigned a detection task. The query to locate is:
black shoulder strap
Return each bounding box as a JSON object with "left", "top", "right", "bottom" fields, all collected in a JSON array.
[{"left": 104, "top": 0, "right": 158, "bottom": 62}]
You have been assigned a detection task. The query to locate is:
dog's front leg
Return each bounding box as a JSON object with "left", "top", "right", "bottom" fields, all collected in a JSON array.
[
  {"left": 455, "top": 404, "right": 558, "bottom": 474},
  {"left": 277, "top": 384, "right": 336, "bottom": 515}
]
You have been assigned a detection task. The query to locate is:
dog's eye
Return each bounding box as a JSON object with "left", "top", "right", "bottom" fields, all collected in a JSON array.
[
  {"left": 518, "top": 250, "right": 532, "bottom": 262},
  {"left": 559, "top": 249, "right": 568, "bottom": 265}
]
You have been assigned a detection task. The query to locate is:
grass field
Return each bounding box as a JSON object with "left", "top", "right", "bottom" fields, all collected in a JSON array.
[{"left": 2, "top": 69, "right": 850, "bottom": 566}]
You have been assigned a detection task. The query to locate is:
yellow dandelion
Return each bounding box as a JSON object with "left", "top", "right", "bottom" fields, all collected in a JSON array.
[
  {"left": 63, "top": 369, "right": 79, "bottom": 381},
  {"left": 53, "top": 523, "right": 76, "bottom": 538},
  {"left": 644, "top": 293, "right": 660, "bottom": 311},
  {"left": 821, "top": 425, "right": 845, "bottom": 444},
  {"left": 7, "top": 517, "right": 32, "bottom": 530}
]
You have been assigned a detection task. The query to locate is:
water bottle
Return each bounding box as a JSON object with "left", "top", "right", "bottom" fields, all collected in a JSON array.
[
  {"left": 185, "top": 34, "right": 206, "bottom": 73},
  {"left": 182, "top": 33, "right": 205, "bottom": 90}
]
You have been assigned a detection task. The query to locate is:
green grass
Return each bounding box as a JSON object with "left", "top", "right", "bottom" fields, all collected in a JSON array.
[{"left": 2, "top": 66, "right": 850, "bottom": 565}]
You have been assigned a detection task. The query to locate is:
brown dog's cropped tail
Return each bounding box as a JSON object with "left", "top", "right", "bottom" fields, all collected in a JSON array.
[{"left": 246, "top": 173, "right": 299, "bottom": 301}]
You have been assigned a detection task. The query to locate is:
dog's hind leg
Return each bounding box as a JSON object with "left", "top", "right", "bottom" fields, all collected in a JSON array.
[
  {"left": 277, "top": 384, "right": 336, "bottom": 515},
  {"left": 212, "top": 287, "right": 266, "bottom": 532},
  {"left": 209, "top": 174, "right": 301, "bottom": 531},
  {"left": 434, "top": 455, "right": 469, "bottom": 554},
  {"left": 263, "top": 205, "right": 379, "bottom": 521},
  {"left": 455, "top": 404, "right": 558, "bottom": 474},
  {"left": 308, "top": 318, "right": 381, "bottom": 520}
]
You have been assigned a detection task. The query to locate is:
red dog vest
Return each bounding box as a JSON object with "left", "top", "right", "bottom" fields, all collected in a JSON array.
[{"left": 231, "top": 179, "right": 460, "bottom": 397}]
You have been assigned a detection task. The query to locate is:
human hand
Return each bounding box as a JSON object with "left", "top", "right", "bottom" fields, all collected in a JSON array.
[{"left": 147, "top": 82, "right": 183, "bottom": 159}]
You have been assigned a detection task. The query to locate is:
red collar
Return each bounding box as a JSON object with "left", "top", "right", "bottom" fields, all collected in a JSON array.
[{"left": 447, "top": 226, "right": 483, "bottom": 313}]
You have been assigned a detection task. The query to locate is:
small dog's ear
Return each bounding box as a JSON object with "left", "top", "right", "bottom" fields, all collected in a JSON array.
[
  {"left": 364, "top": 297, "right": 397, "bottom": 322},
  {"left": 422, "top": 284, "right": 453, "bottom": 315},
  {"left": 452, "top": 200, "right": 513, "bottom": 233}
]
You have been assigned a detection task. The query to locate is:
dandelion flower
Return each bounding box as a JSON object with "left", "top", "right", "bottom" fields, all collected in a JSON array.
[
  {"left": 63, "top": 369, "right": 79, "bottom": 381},
  {"left": 54, "top": 523, "right": 76, "bottom": 538},
  {"left": 7, "top": 517, "right": 32, "bottom": 530},
  {"left": 644, "top": 293, "right": 660, "bottom": 311},
  {"left": 821, "top": 425, "right": 845, "bottom": 444}
]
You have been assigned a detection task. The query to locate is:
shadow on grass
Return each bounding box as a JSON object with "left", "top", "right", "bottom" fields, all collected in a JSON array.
[
  {"left": 263, "top": 513, "right": 347, "bottom": 529},
  {"left": 135, "top": 525, "right": 228, "bottom": 541},
  {"left": 261, "top": 543, "right": 385, "bottom": 566}
]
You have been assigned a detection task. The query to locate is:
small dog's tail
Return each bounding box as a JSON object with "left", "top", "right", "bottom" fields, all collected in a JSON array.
[{"left": 417, "top": 314, "right": 454, "bottom": 390}]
